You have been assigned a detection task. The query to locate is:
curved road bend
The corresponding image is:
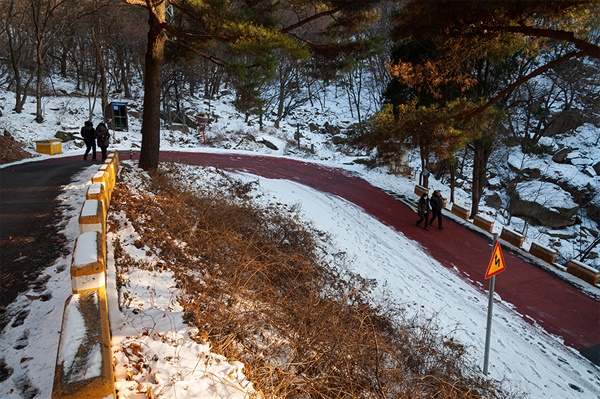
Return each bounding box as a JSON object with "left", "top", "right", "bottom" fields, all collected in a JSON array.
[
  {"left": 159, "top": 150, "right": 599, "bottom": 364},
  {"left": 0, "top": 158, "right": 90, "bottom": 330},
  {"left": 0, "top": 152, "right": 598, "bottom": 366}
]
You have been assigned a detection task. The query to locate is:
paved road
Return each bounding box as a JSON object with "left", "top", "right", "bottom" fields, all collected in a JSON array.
[
  {"left": 1, "top": 151, "right": 598, "bottom": 366},
  {"left": 0, "top": 158, "right": 90, "bottom": 330}
]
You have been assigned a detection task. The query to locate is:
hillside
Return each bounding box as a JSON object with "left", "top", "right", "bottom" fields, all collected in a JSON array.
[
  {"left": 1, "top": 80, "right": 600, "bottom": 398},
  {"left": 1, "top": 79, "right": 599, "bottom": 272}
]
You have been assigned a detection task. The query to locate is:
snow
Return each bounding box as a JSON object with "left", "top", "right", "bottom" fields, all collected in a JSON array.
[
  {"left": 57, "top": 295, "right": 87, "bottom": 377},
  {"left": 515, "top": 181, "right": 578, "bottom": 210},
  {"left": 57, "top": 293, "right": 103, "bottom": 382},
  {"left": 105, "top": 212, "right": 257, "bottom": 398},
  {"left": 73, "top": 231, "right": 101, "bottom": 266},
  {"left": 0, "top": 79, "right": 599, "bottom": 399},
  {"left": 88, "top": 183, "right": 103, "bottom": 197},
  {"left": 81, "top": 200, "right": 101, "bottom": 218}
]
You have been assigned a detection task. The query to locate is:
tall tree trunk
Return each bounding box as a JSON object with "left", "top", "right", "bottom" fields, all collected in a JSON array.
[
  {"left": 59, "top": 44, "right": 67, "bottom": 77},
  {"left": 139, "top": 1, "right": 166, "bottom": 171},
  {"left": 274, "top": 69, "right": 285, "bottom": 128},
  {"left": 11, "top": 65, "right": 35, "bottom": 114},
  {"left": 470, "top": 138, "right": 492, "bottom": 217},
  {"left": 117, "top": 48, "right": 131, "bottom": 98},
  {"left": 98, "top": 44, "right": 108, "bottom": 119},
  {"left": 419, "top": 146, "right": 430, "bottom": 187},
  {"left": 449, "top": 158, "right": 456, "bottom": 203},
  {"left": 92, "top": 23, "right": 108, "bottom": 120},
  {"left": 35, "top": 41, "right": 44, "bottom": 123}
]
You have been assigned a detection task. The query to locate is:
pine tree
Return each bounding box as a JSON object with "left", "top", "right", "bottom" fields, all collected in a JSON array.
[
  {"left": 372, "top": 0, "right": 600, "bottom": 215},
  {"left": 122, "top": 0, "right": 397, "bottom": 171}
]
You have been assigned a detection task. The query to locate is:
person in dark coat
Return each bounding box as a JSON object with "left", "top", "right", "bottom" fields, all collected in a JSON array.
[
  {"left": 416, "top": 192, "right": 430, "bottom": 230},
  {"left": 81, "top": 121, "right": 96, "bottom": 161},
  {"left": 429, "top": 190, "right": 444, "bottom": 229},
  {"left": 95, "top": 122, "right": 110, "bottom": 161}
]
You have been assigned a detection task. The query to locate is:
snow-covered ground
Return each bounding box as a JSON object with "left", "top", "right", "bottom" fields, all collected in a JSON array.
[{"left": 0, "top": 82, "right": 599, "bottom": 398}]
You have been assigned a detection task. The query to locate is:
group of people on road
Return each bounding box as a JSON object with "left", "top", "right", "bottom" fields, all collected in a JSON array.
[
  {"left": 81, "top": 121, "right": 110, "bottom": 161},
  {"left": 416, "top": 190, "right": 444, "bottom": 230}
]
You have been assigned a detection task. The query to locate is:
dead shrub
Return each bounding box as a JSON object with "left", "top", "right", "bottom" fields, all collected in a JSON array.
[{"left": 110, "top": 163, "right": 519, "bottom": 399}]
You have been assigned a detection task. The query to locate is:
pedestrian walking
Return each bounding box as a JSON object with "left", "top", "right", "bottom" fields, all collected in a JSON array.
[
  {"left": 416, "top": 192, "right": 430, "bottom": 230},
  {"left": 95, "top": 122, "right": 110, "bottom": 161},
  {"left": 81, "top": 121, "right": 96, "bottom": 161},
  {"left": 429, "top": 190, "right": 444, "bottom": 229}
]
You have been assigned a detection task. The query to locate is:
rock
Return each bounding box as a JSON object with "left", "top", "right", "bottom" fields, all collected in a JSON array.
[
  {"left": 552, "top": 148, "right": 572, "bottom": 163},
  {"left": 258, "top": 139, "right": 278, "bottom": 150},
  {"left": 484, "top": 193, "right": 503, "bottom": 209},
  {"left": 522, "top": 167, "right": 542, "bottom": 179},
  {"left": 507, "top": 159, "right": 542, "bottom": 178},
  {"left": 547, "top": 230, "right": 576, "bottom": 240},
  {"left": 507, "top": 156, "right": 542, "bottom": 179},
  {"left": 332, "top": 135, "right": 347, "bottom": 145},
  {"left": 583, "top": 166, "right": 597, "bottom": 178},
  {"left": 509, "top": 181, "right": 579, "bottom": 228},
  {"left": 566, "top": 151, "right": 592, "bottom": 166},
  {"left": 487, "top": 176, "right": 502, "bottom": 190},
  {"left": 544, "top": 109, "right": 586, "bottom": 136},
  {"left": 593, "top": 161, "right": 600, "bottom": 176},
  {"left": 55, "top": 131, "right": 77, "bottom": 142},
  {"left": 325, "top": 123, "right": 340, "bottom": 135},
  {"left": 344, "top": 123, "right": 362, "bottom": 137}
]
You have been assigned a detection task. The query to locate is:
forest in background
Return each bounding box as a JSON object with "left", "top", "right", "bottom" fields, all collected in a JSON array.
[{"left": 1, "top": 0, "right": 600, "bottom": 258}]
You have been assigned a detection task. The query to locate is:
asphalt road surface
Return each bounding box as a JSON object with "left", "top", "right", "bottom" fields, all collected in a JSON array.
[
  {"left": 0, "top": 158, "right": 90, "bottom": 330},
  {"left": 1, "top": 151, "right": 598, "bottom": 366}
]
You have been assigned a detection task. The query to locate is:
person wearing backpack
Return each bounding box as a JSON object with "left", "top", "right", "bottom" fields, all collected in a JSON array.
[
  {"left": 95, "top": 122, "right": 110, "bottom": 161},
  {"left": 81, "top": 121, "right": 96, "bottom": 161}
]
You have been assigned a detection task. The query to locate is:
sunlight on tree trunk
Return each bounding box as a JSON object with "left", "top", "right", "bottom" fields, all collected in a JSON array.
[{"left": 138, "top": 1, "right": 166, "bottom": 172}]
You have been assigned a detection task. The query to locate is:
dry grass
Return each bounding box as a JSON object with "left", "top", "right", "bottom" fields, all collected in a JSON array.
[
  {"left": 110, "top": 163, "right": 521, "bottom": 399},
  {"left": 0, "top": 135, "right": 34, "bottom": 165}
]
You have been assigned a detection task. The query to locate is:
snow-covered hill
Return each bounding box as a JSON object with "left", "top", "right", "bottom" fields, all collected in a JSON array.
[
  {"left": 1, "top": 78, "right": 599, "bottom": 398},
  {"left": 1, "top": 79, "right": 598, "bottom": 272}
]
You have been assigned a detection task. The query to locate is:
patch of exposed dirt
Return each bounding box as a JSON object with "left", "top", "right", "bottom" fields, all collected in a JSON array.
[{"left": 0, "top": 134, "right": 35, "bottom": 165}]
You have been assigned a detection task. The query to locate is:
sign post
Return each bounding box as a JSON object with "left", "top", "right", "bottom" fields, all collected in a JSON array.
[
  {"left": 196, "top": 113, "right": 209, "bottom": 144},
  {"left": 483, "top": 233, "right": 506, "bottom": 375}
]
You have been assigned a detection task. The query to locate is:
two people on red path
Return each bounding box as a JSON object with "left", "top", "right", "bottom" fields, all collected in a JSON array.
[
  {"left": 81, "top": 121, "right": 111, "bottom": 161},
  {"left": 416, "top": 190, "right": 444, "bottom": 230}
]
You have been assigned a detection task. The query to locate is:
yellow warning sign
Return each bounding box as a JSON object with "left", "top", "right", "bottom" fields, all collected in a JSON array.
[{"left": 485, "top": 241, "right": 506, "bottom": 279}]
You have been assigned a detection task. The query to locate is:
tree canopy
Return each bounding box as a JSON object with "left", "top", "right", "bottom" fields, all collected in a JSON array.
[
  {"left": 364, "top": 0, "right": 600, "bottom": 214},
  {"left": 388, "top": 0, "right": 600, "bottom": 122},
  {"left": 122, "top": 0, "right": 395, "bottom": 170}
]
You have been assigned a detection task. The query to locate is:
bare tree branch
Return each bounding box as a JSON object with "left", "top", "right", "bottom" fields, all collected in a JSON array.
[
  {"left": 479, "top": 24, "right": 600, "bottom": 59},
  {"left": 454, "top": 49, "right": 589, "bottom": 122},
  {"left": 280, "top": 1, "right": 363, "bottom": 34}
]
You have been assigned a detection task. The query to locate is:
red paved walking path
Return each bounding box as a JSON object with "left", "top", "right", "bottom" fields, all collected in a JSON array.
[{"left": 157, "top": 150, "right": 599, "bottom": 362}]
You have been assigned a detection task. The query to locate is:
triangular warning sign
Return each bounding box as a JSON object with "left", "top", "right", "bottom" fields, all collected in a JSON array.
[{"left": 485, "top": 241, "right": 506, "bottom": 279}]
